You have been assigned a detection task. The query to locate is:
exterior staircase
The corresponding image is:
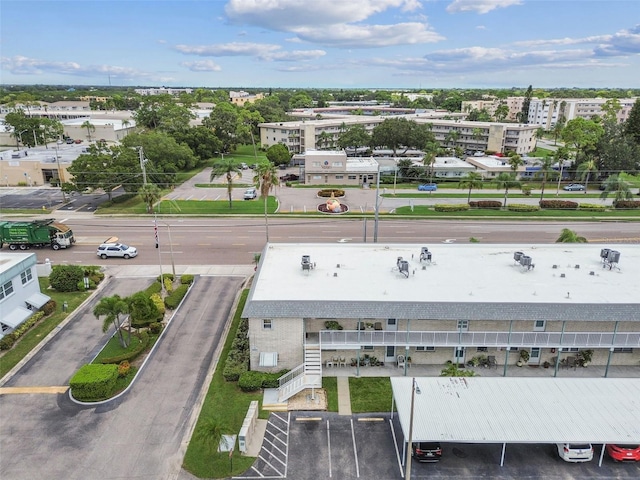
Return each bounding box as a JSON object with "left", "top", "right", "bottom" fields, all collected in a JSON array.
[{"left": 275, "top": 344, "right": 323, "bottom": 404}]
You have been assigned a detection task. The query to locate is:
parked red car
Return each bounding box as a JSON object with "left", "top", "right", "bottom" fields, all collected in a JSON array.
[{"left": 606, "top": 444, "right": 640, "bottom": 462}]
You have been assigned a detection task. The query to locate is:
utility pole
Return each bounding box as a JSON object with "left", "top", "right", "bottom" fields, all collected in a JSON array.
[
  {"left": 373, "top": 162, "right": 381, "bottom": 243},
  {"left": 139, "top": 147, "right": 148, "bottom": 185}
]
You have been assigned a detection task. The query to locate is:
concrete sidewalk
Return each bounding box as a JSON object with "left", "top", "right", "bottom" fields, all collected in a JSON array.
[{"left": 337, "top": 376, "right": 352, "bottom": 415}]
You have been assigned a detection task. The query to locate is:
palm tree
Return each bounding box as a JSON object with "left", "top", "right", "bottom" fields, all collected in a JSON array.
[
  {"left": 494, "top": 172, "right": 520, "bottom": 207},
  {"left": 576, "top": 159, "right": 598, "bottom": 193},
  {"left": 210, "top": 156, "right": 242, "bottom": 209},
  {"left": 253, "top": 162, "right": 279, "bottom": 242},
  {"left": 599, "top": 173, "right": 634, "bottom": 205},
  {"left": 195, "top": 417, "right": 227, "bottom": 465},
  {"left": 317, "top": 131, "right": 332, "bottom": 150},
  {"left": 138, "top": 183, "right": 161, "bottom": 214},
  {"left": 556, "top": 228, "right": 587, "bottom": 243},
  {"left": 471, "top": 128, "right": 483, "bottom": 150},
  {"left": 93, "top": 295, "right": 130, "bottom": 348},
  {"left": 422, "top": 141, "right": 439, "bottom": 184},
  {"left": 508, "top": 154, "right": 524, "bottom": 176},
  {"left": 82, "top": 120, "right": 95, "bottom": 142},
  {"left": 535, "top": 127, "right": 546, "bottom": 149},
  {"left": 444, "top": 130, "right": 460, "bottom": 149},
  {"left": 459, "top": 172, "right": 483, "bottom": 203},
  {"left": 535, "top": 157, "right": 557, "bottom": 201}
]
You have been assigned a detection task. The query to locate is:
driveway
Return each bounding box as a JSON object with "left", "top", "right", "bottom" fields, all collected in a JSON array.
[{"left": 0, "top": 275, "right": 245, "bottom": 480}]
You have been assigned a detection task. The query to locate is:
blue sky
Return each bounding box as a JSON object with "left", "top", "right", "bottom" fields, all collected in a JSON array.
[{"left": 1, "top": 0, "right": 639, "bottom": 88}]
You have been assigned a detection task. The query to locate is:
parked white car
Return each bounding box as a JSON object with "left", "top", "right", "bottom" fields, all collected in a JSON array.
[
  {"left": 243, "top": 187, "right": 257, "bottom": 200},
  {"left": 556, "top": 443, "right": 593, "bottom": 462}
]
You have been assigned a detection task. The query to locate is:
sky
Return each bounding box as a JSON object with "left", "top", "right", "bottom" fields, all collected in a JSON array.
[{"left": 1, "top": 0, "right": 639, "bottom": 89}]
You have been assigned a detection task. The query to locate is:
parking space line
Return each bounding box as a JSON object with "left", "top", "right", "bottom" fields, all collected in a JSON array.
[
  {"left": 389, "top": 418, "right": 404, "bottom": 478},
  {"left": 256, "top": 454, "right": 283, "bottom": 477},
  {"left": 262, "top": 437, "right": 286, "bottom": 459},
  {"left": 350, "top": 418, "right": 360, "bottom": 477},
  {"left": 327, "top": 420, "right": 332, "bottom": 478}
]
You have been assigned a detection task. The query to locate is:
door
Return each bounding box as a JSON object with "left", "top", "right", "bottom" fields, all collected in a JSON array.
[
  {"left": 386, "top": 318, "right": 397, "bottom": 331},
  {"left": 529, "top": 347, "right": 541, "bottom": 365},
  {"left": 454, "top": 347, "right": 465, "bottom": 365},
  {"left": 385, "top": 346, "right": 396, "bottom": 363}
]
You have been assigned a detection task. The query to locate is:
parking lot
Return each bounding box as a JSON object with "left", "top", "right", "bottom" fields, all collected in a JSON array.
[{"left": 236, "top": 412, "right": 639, "bottom": 480}]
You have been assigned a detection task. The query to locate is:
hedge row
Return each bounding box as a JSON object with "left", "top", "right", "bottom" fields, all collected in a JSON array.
[
  {"left": 469, "top": 200, "right": 502, "bottom": 209},
  {"left": 164, "top": 284, "right": 190, "bottom": 310},
  {"left": 579, "top": 203, "right": 607, "bottom": 211},
  {"left": 223, "top": 318, "right": 250, "bottom": 381},
  {"left": 0, "top": 311, "right": 46, "bottom": 350},
  {"left": 238, "top": 369, "right": 289, "bottom": 392},
  {"left": 434, "top": 204, "right": 470, "bottom": 212},
  {"left": 318, "top": 189, "right": 345, "bottom": 198},
  {"left": 539, "top": 200, "right": 578, "bottom": 210},
  {"left": 98, "top": 331, "right": 151, "bottom": 364},
  {"left": 614, "top": 200, "right": 640, "bottom": 209},
  {"left": 507, "top": 204, "right": 540, "bottom": 212},
  {"left": 70, "top": 364, "right": 119, "bottom": 401}
]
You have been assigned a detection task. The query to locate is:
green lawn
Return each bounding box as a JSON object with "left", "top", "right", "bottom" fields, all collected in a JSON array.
[
  {"left": 349, "top": 377, "right": 393, "bottom": 413},
  {"left": 0, "top": 278, "right": 92, "bottom": 378},
  {"left": 323, "top": 377, "right": 339, "bottom": 412}
]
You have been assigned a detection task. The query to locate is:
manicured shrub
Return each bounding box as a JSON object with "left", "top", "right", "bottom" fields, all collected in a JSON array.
[
  {"left": 150, "top": 293, "right": 165, "bottom": 315},
  {"left": 129, "top": 291, "right": 161, "bottom": 329},
  {"left": 145, "top": 281, "right": 162, "bottom": 295},
  {"left": 507, "top": 204, "right": 540, "bottom": 212},
  {"left": 476, "top": 200, "right": 503, "bottom": 209},
  {"left": 238, "top": 371, "right": 265, "bottom": 392},
  {"left": 157, "top": 273, "right": 175, "bottom": 283},
  {"left": 0, "top": 333, "right": 17, "bottom": 350},
  {"left": 148, "top": 322, "right": 163, "bottom": 334},
  {"left": 180, "top": 274, "right": 195, "bottom": 285},
  {"left": 578, "top": 203, "right": 607, "bottom": 211},
  {"left": 163, "top": 277, "right": 173, "bottom": 293},
  {"left": 98, "top": 331, "right": 149, "bottom": 364},
  {"left": 49, "top": 265, "right": 85, "bottom": 292},
  {"left": 223, "top": 360, "right": 249, "bottom": 382},
  {"left": 539, "top": 200, "right": 578, "bottom": 210},
  {"left": 69, "top": 364, "right": 119, "bottom": 401},
  {"left": 42, "top": 300, "right": 57, "bottom": 315},
  {"left": 164, "top": 284, "right": 189, "bottom": 310},
  {"left": 434, "top": 204, "right": 470, "bottom": 212},
  {"left": 118, "top": 360, "right": 131, "bottom": 378},
  {"left": 613, "top": 200, "right": 640, "bottom": 209},
  {"left": 318, "top": 189, "right": 345, "bottom": 198}
]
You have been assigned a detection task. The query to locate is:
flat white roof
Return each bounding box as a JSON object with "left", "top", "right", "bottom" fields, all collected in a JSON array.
[
  {"left": 391, "top": 377, "right": 640, "bottom": 444},
  {"left": 244, "top": 243, "right": 639, "bottom": 321}
]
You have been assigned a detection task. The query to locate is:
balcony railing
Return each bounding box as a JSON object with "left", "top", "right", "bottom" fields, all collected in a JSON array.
[{"left": 319, "top": 330, "right": 640, "bottom": 349}]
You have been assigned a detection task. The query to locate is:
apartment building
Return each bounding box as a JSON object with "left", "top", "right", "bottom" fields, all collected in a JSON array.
[
  {"left": 229, "top": 91, "right": 264, "bottom": 106},
  {"left": 259, "top": 115, "right": 537, "bottom": 155},
  {"left": 527, "top": 98, "right": 637, "bottom": 129},
  {"left": 0, "top": 253, "right": 50, "bottom": 340},
  {"left": 243, "top": 243, "right": 639, "bottom": 400}
]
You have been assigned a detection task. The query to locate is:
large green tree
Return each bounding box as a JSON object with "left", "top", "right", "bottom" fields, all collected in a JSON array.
[
  {"left": 494, "top": 172, "right": 520, "bottom": 207},
  {"left": 370, "top": 118, "right": 435, "bottom": 156},
  {"left": 599, "top": 173, "right": 635, "bottom": 204},
  {"left": 133, "top": 94, "right": 194, "bottom": 132},
  {"left": 337, "top": 124, "right": 371, "bottom": 152},
  {"left": 202, "top": 102, "right": 240, "bottom": 153},
  {"left": 624, "top": 99, "right": 640, "bottom": 145},
  {"left": 561, "top": 118, "right": 604, "bottom": 164},
  {"left": 265, "top": 143, "right": 290, "bottom": 167}
]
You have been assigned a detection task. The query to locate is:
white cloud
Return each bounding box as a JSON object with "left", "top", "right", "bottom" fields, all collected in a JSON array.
[
  {"left": 0, "top": 55, "right": 148, "bottom": 78},
  {"left": 181, "top": 60, "right": 222, "bottom": 72},
  {"left": 225, "top": 0, "right": 422, "bottom": 29},
  {"left": 292, "top": 22, "right": 443, "bottom": 48},
  {"left": 264, "top": 50, "right": 326, "bottom": 62},
  {"left": 224, "top": 0, "right": 437, "bottom": 48},
  {"left": 174, "top": 42, "right": 325, "bottom": 62},
  {"left": 446, "top": 0, "right": 522, "bottom": 15}
]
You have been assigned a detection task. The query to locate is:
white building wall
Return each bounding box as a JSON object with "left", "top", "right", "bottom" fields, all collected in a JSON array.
[{"left": 248, "top": 317, "right": 304, "bottom": 371}]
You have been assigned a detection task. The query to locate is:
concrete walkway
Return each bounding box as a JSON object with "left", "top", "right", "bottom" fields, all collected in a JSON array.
[{"left": 337, "top": 376, "right": 352, "bottom": 415}]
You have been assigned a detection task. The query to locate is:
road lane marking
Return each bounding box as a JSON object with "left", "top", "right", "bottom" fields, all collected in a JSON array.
[{"left": 0, "top": 386, "right": 68, "bottom": 395}]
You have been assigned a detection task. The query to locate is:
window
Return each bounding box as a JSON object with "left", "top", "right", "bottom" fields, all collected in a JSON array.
[
  {"left": 533, "top": 320, "right": 546, "bottom": 332},
  {"left": 332, "top": 162, "right": 343, "bottom": 167},
  {"left": 0, "top": 280, "right": 14, "bottom": 300},
  {"left": 335, "top": 175, "right": 344, "bottom": 180},
  {"left": 416, "top": 346, "right": 435, "bottom": 352},
  {"left": 262, "top": 319, "right": 272, "bottom": 330},
  {"left": 457, "top": 320, "right": 469, "bottom": 332},
  {"left": 363, "top": 345, "right": 374, "bottom": 351},
  {"left": 476, "top": 347, "right": 488, "bottom": 352},
  {"left": 21, "top": 269, "right": 33, "bottom": 285},
  {"left": 613, "top": 348, "right": 633, "bottom": 353},
  {"left": 560, "top": 347, "right": 579, "bottom": 352},
  {"left": 348, "top": 175, "right": 357, "bottom": 180}
]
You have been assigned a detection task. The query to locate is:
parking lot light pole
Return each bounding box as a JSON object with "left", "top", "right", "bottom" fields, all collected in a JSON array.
[{"left": 405, "top": 377, "right": 420, "bottom": 479}]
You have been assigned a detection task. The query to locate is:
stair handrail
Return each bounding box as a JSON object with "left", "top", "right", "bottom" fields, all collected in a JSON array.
[{"left": 278, "top": 363, "right": 304, "bottom": 388}]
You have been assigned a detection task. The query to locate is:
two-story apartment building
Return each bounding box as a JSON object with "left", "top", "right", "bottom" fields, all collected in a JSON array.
[
  {"left": 0, "top": 253, "right": 50, "bottom": 340},
  {"left": 242, "top": 243, "right": 639, "bottom": 401},
  {"left": 302, "top": 150, "right": 379, "bottom": 186}
]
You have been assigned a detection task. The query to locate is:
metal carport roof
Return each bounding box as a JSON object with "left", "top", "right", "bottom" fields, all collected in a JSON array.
[{"left": 391, "top": 377, "right": 640, "bottom": 444}]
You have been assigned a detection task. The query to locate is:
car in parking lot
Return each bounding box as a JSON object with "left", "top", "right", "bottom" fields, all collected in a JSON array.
[
  {"left": 563, "top": 183, "right": 585, "bottom": 191},
  {"left": 97, "top": 240, "right": 138, "bottom": 259},
  {"left": 243, "top": 187, "right": 257, "bottom": 200},
  {"left": 418, "top": 183, "right": 437, "bottom": 192},
  {"left": 280, "top": 173, "right": 300, "bottom": 182},
  {"left": 556, "top": 443, "right": 593, "bottom": 462},
  {"left": 411, "top": 442, "right": 442, "bottom": 462},
  {"left": 240, "top": 162, "right": 248, "bottom": 170},
  {"left": 606, "top": 444, "right": 640, "bottom": 462}
]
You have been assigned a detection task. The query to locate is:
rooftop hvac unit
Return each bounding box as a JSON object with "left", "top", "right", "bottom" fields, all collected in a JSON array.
[
  {"left": 600, "top": 248, "right": 610, "bottom": 259},
  {"left": 514, "top": 251, "right": 523, "bottom": 262},
  {"left": 607, "top": 250, "right": 620, "bottom": 263},
  {"left": 398, "top": 260, "right": 409, "bottom": 278},
  {"left": 420, "top": 247, "right": 432, "bottom": 263},
  {"left": 301, "top": 255, "right": 314, "bottom": 271}
]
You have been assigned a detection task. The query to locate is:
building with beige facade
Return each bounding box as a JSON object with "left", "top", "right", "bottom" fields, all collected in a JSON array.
[
  {"left": 243, "top": 243, "right": 639, "bottom": 401},
  {"left": 229, "top": 91, "right": 264, "bottom": 106},
  {"left": 260, "top": 115, "right": 537, "bottom": 156},
  {"left": 302, "top": 150, "right": 378, "bottom": 186}
]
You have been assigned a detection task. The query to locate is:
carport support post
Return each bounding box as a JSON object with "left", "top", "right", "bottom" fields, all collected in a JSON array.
[
  {"left": 405, "top": 378, "right": 419, "bottom": 480},
  {"left": 599, "top": 443, "right": 606, "bottom": 466},
  {"left": 604, "top": 322, "right": 619, "bottom": 378},
  {"left": 503, "top": 320, "right": 513, "bottom": 377},
  {"left": 500, "top": 443, "right": 506, "bottom": 466}
]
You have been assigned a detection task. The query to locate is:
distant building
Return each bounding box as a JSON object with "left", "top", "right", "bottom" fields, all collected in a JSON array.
[
  {"left": 134, "top": 87, "right": 193, "bottom": 96},
  {"left": 229, "top": 91, "right": 264, "bottom": 106},
  {"left": 527, "top": 98, "right": 638, "bottom": 129}
]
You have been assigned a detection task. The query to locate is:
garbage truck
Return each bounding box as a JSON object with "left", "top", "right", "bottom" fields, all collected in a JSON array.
[{"left": 0, "top": 219, "right": 75, "bottom": 250}]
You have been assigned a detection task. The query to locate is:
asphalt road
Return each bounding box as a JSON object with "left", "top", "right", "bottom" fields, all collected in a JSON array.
[
  {"left": 0, "top": 274, "right": 245, "bottom": 480},
  {"left": 19, "top": 216, "right": 640, "bottom": 267}
]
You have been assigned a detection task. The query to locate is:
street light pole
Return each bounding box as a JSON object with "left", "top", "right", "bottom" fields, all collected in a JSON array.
[
  {"left": 405, "top": 378, "right": 420, "bottom": 480},
  {"left": 373, "top": 162, "right": 380, "bottom": 243},
  {"left": 55, "top": 139, "right": 66, "bottom": 201},
  {"left": 555, "top": 160, "right": 564, "bottom": 197}
]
